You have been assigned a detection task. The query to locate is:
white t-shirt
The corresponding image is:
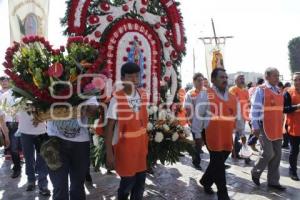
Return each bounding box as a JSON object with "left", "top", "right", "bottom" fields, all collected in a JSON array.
[
  {"left": 47, "top": 118, "right": 90, "bottom": 142},
  {"left": 106, "top": 91, "right": 141, "bottom": 145},
  {"left": 0, "top": 89, "right": 15, "bottom": 122},
  {"left": 17, "top": 111, "right": 46, "bottom": 135}
]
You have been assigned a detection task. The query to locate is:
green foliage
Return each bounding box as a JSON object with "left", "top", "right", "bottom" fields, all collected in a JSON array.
[
  {"left": 288, "top": 37, "right": 300, "bottom": 73},
  {"left": 90, "top": 136, "right": 106, "bottom": 171},
  {"left": 148, "top": 139, "right": 195, "bottom": 168}
]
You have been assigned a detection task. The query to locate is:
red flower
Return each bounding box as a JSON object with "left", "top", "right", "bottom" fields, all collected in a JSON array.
[
  {"left": 22, "top": 37, "right": 29, "bottom": 43},
  {"left": 60, "top": 46, "right": 65, "bottom": 52},
  {"left": 83, "top": 37, "right": 89, "bottom": 43},
  {"left": 48, "top": 62, "right": 64, "bottom": 78}
]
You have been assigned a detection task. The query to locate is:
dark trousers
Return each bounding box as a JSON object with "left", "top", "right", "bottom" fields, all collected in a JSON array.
[
  {"left": 48, "top": 139, "right": 90, "bottom": 200},
  {"left": 118, "top": 171, "right": 146, "bottom": 200},
  {"left": 192, "top": 132, "right": 201, "bottom": 166},
  {"left": 20, "top": 133, "right": 48, "bottom": 188},
  {"left": 233, "top": 131, "right": 242, "bottom": 156},
  {"left": 200, "top": 150, "right": 230, "bottom": 198},
  {"left": 7, "top": 122, "right": 21, "bottom": 171},
  {"left": 289, "top": 135, "right": 300, "bottom": 174},
  {"left": 247, "top": 134, "right": 258, "bottom": 146},
  {"left": 247, "top": 121, "right": 258, "bottom": 146}
]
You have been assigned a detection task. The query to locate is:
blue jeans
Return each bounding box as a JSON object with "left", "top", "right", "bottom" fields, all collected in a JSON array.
[
  {"left": 48, "top": 138, "right": 90, "bottom": 200},
  {"left": 20, "top": 133, "right": 48, "bottom": 188},
  {"left": 118, "top": 171, "right": 146, "bottom": 200},
  {"left": 7, "top": 122, "right": 21, "bottom": 171}
]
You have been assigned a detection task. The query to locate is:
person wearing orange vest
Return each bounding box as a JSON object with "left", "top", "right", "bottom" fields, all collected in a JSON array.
[
  {"left": 105, "top": 62, "right": 148, "bottom": 200},
  {"left": 282, "top": 82, "right": 291, "bottom": 149},
  {"left": 284, "top": 72, "right": 300, "bottom": 181},
  {"left": 229, "top": 74, "right": 250, "bottom": 159},
  {"left": 250, "top": 67, "right": 286, "bottom": 191},
  {"left": 194, "top": 68, "right": 243, "bottom": 200},
  {"left": 184, "top": 73, "right": 205, "bottom": 170},
  {"left": 176, "top": 87, "right": 188, "bottom": 126}
]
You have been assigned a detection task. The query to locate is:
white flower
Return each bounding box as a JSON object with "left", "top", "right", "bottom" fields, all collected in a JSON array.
[
  {"left": 172, "top": 132, "right": 179, "bottom": 141},
  {"left": 154, "top": 132, "right": 164, "bottom": 143},
  {"left": 147, "top": 122, "right": 153, "bottom": 131},
  {"left": 168, "top": 113, "right": 176, "bottom": 122},
  {"left": 183, "top": 125, "right": 191, "bottom": 137},
  {"left": 92, "top": 135, "right": 99, "bottom": 147},
  {"left": 158, "top": 110, "right": 167, "bottom": 120},
  {"left": 163, "top": 124, "right": 170, "bottom": 132},
  {"left": 147, "top": 106, "right": 154, "bottom": 115},
  {"left": 93, "top": 119, "right": 99, "bottom": 130},
  {"left": 152, "top": 106, "right": 158, "bottom": 113}
]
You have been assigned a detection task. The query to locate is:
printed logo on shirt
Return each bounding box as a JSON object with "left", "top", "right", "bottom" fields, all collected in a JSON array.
[
  {"left": 127, "top": 96, "right": 141, "bottom": 112},
  {"left": 52, "top": 119, "right": 81, "bottom": 138}
]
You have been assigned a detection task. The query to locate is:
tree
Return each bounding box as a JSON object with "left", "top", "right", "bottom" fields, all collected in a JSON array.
[{"left": 288, "top": 37, "right": 300, "bottom": 73}]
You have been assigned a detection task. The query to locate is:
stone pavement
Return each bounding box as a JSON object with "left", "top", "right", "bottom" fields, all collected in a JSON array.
[{"left": 0, "top": 135, "right": 299, "bottom": 200}]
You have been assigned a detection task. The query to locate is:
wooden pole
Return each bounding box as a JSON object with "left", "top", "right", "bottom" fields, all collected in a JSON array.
[
  {"left": 211, "top": 18, "right": 218, "bottom": 46},
  {"left": 193, "top": 48, "right": 195, "bottom": 75}
]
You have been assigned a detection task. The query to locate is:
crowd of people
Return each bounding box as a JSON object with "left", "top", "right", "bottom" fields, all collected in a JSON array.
[{"left": 0, "top": 63, "right": 300, "bottom": 200}]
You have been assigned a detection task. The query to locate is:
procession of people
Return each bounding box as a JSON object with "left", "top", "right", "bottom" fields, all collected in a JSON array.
[
  {"left": 0, "top": 63, "right": 299, "bottom": 200},
  {"left": 1, "top": 0, "right": 300, "bottom": 199}
]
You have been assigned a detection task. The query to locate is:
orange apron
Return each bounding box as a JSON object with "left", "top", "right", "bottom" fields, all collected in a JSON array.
[
  {"left": 229, "top": 86, "right": 250, "bottom": 121},
  {"left": 205, "top": 88, "right": 237, "bottom": 151},
  {"left": 262, "top": 86, "right": 284, "bottom": 141},
  {"left": 286, "top": 87, "right": 300, "bottom": 136},
  {"left": 113, "top": 88, "right": 148, "bottom": 177}
]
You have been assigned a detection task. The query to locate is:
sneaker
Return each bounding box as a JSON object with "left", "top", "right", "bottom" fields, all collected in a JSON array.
[
  {"left": 11, "top": 170, "right": 21, "bottom": 178},
  {"left": 85, "top": 173, "right": 93, "bottom": 186},
  {"left": 39, "top": 187, "right": 51, "bottom": 196},
  {"left": 289, "top": 170, "right": 299, "bottom": 181},
  {"left": 26, "top": 182, "right": 36, "bottom": 191},
  {"left": 85, "top": 173, "right": 93, "bottom": 183},
  {"left": 192, "top": 161, "right": 202, "bottom": 170},
  {"left": 245, "top": 158, "right": 252, "bottom": 165},
  {"left": 250, "top": 145, "right": 259, "bottom": 152}
]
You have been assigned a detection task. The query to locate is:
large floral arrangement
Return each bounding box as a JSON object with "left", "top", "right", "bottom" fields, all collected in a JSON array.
[
  {"left": 147, "top": 106, "right": 194, "bottom": 168},
  {"left": 3, "top": 35, "right": 108, "bottom": 116}
]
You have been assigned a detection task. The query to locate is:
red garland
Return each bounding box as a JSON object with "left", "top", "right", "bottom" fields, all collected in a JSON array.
[
  {"left": 68, "top": 0, "right": 92, "bottom": 35},
  {"left": 160, "top": 0, "right": 185, "bottom": 52}
]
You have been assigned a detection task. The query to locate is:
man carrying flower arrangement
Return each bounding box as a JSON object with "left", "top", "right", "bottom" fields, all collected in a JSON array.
[
  {"left": 46, "top": 97, "right": 99, "bottom": 200},
  {"left": 193, "top": 68, "right": 244, "bottom": 200},
  {"left": 105, "top": 62, "right": 148, "bottom": 200}
]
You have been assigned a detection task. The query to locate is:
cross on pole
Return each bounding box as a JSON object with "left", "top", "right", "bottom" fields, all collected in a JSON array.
[
  {"left": 199, "top": 18, "right": 233, "bottom": 45},
  {"left": 197, "top": 19, "right": 234, "bottom": 79}
]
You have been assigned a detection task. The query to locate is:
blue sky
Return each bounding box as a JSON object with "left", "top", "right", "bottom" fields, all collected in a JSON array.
[{"left": 1, "top": 0, "right": 300, "bottom": 85}]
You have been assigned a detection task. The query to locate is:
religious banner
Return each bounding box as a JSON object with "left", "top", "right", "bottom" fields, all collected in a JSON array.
[
  {"left": 8, "top": 0, "right": 49, "bottom": 43},
  {"left": 200, "top": 37, "right": 226, "bottom": 81}
]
